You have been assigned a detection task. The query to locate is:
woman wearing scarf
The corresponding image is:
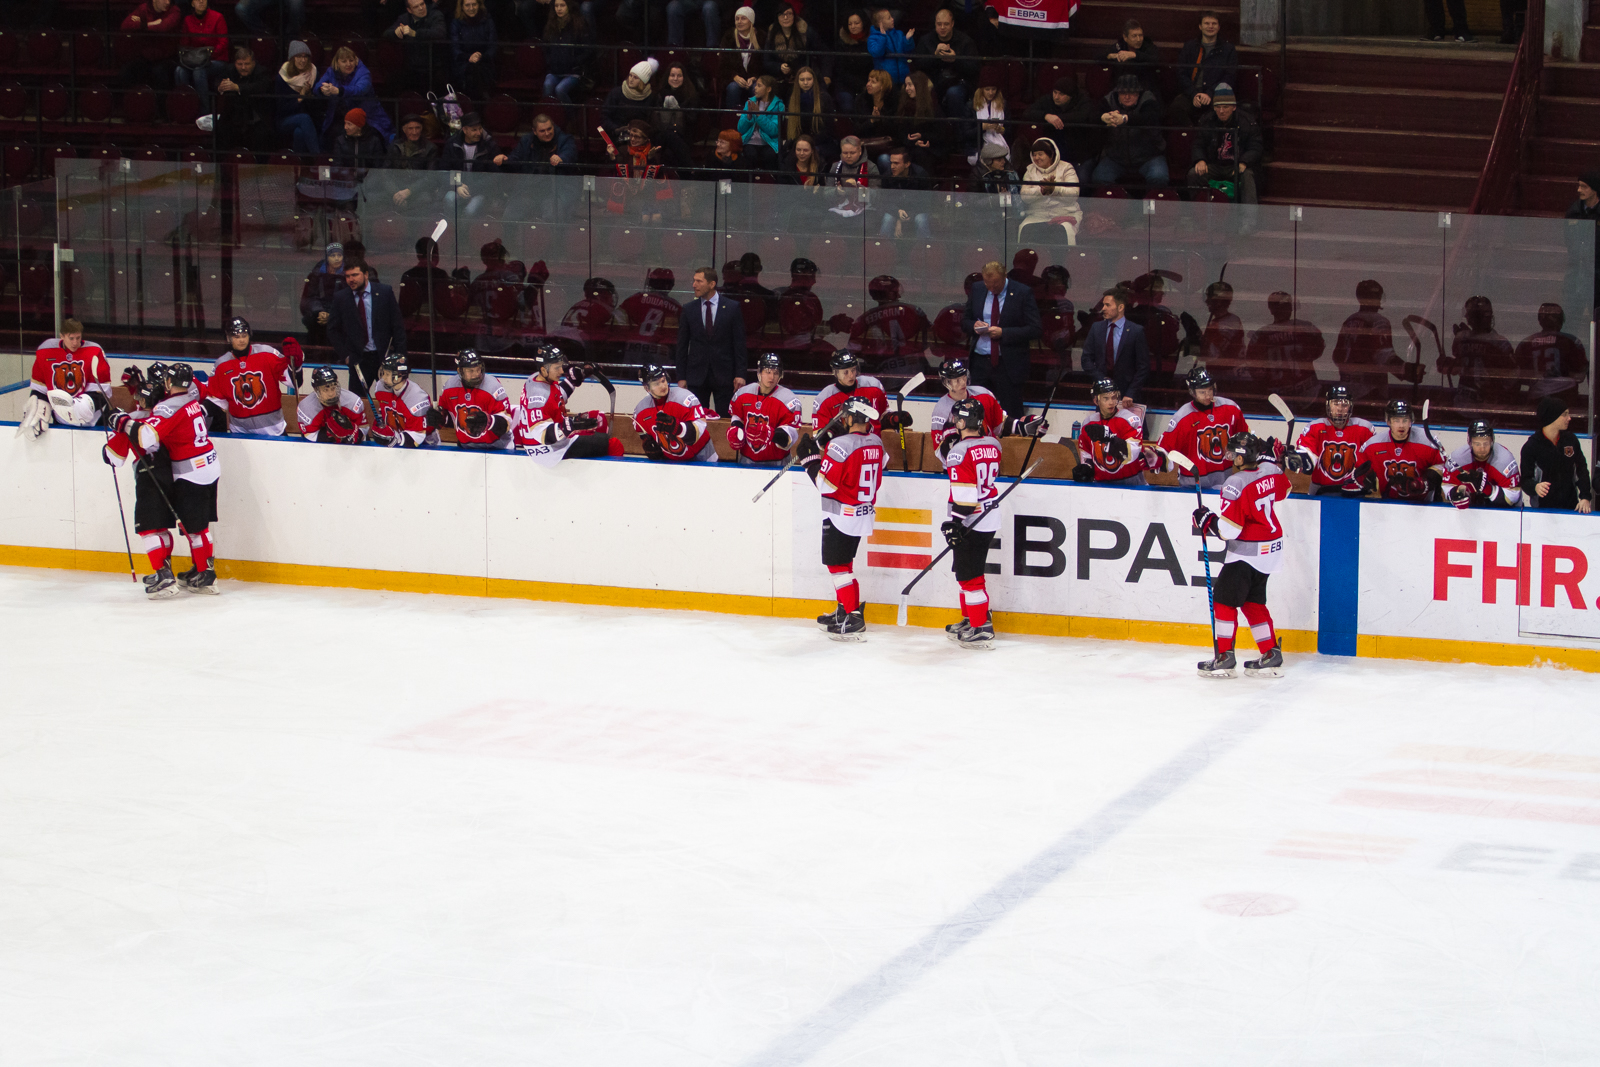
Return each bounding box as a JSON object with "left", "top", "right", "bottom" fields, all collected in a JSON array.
[
  {"left": 274, "top": 40, "right": 321, "bottom": 155},
  {"left": 889, "top": 71, "right": 950, "bottom": 175},
  {"left": 603, "top": 58, "right": 660, "bottom": 140},
  {"left": 764, "top": 3, "right": 819, "bottom": 94},
  {"left": 967, "top": 84, "right": 1008, "bottom": 167},
  {"left": 315, "top": 47, "right": 392, "bottom": 144},
  {"left": 832, "top": 10, "right": 874, "bottom": 112},
  {"left": 1018, "top": 136, "right": 1082, "bottom": 245},
  {"left": 784, "top": 66, "right": 836, "bottom": 160},
  {"left": 719, "top": 6, "right": 766, "bottom": 109},
  {"left": 781, "top": 134, "right": 826, "bottom": 188},
  {"left": 604, "top": 120, "right": 676, "bottom": 224},
  {"left": 737, "top": 74, "right": 785, "bottom": 173}
]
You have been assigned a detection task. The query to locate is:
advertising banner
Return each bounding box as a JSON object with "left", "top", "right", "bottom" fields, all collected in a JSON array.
[{"left": 997, "top": 0, "right": 1079, "bottom": 31}]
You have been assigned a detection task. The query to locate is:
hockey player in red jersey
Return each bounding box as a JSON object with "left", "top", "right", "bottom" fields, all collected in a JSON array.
[
  {"left": 812, "top": 350, "right": 895, "bottom": 435},
  {"left": 633, "top": 362, "right": 717, "bottom": 463},
  {"left": 103, "top": 363, "right": 222, "bottom": 597},
  {"left": 297, "top": 366, "right": 369, "bottom": 443},
  {"left": 1158, "top": 368, "right": 1249, "bottom": 487},
  {"left": 940, "top": 397, "right": 1004, "bottom": 649},
  {"left": 22, "top": 318, "right": 112, "bottom": 436},
  {"left": 728, "top": 353, "right": 803, "bottom": 466},
  {"left": 514, "top": 343, "right": 624, "bottom": 464},
  {"left": 1192, "top": 432, "right": 1289, "bottom": 678},
  {"left": 1292, "top": 384, "right": 1375, "bottom": 495},
  {"left": 1514, "top": 302, "right": 1588, "bottom": 413},
  {"left": 434, "top": 349, "right": 513, "bottom": 450},
  {"left": 847, "top": 275, "right": 930, "bottom": 372},
  {"left": 203, "top": 318, "right": 304, "bottom": 436},
  {"left": 619, "top": 268, "right": 682, "bottom": 348},
  {"left": 369, "top": 354, "right": 438, "bottom": 448},
  {"left": 1354, "top": 399, "right": 1461, "bottom": 504},
  {"left": 1442, "top": 295, "right": 1519, "bottom": 408},
  {"left": 1448, "top": 419, "right": 1522, "bottom": 508},
  {"left": 798, "top": 397, "right": 884, "bottom": 641},
  {"left": 1072, "top": 379, "right": 1156, "bottom": 484},
  {"left": 560, "top": 277, "right": 619, "bottom": 347}
]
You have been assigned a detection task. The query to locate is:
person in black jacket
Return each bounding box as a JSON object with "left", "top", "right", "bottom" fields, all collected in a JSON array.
[
  {"left": 1187, "top": 85, "right": 1261, "bottom": 228},
  {"left": 1024, "top": 76, "right": 1097, "bottom": 171},
  {"left": 331, "top": 108, "right": 389, "bottom": 178},
  {"left": 329, "top": 261, "right": 408, "bottom": 397},
  {"left": 878, "top": 148, "right": 932, "bottom": 237},
  {"left": 541, "top": 0, "right": 592, "bottom": 104},
  {"left": 890, "top": 72, "right": 952, "bottom": 176},
  {"left": 674, "top": 266, "right": 750, "bottom": 416},
  {"left": 383, "top": 113, "right": 441, "bottom": 214},
  {"left": 215, "top": 45, "right": 274, "bottom": 152},
  {"left": 962, "top": 261, "right": 1043, "bottom": 417},
  {"left": 1171, "top": 11, "right": 1238, "bottom": 125},
  {"left": 1563, "top": 170, "right": 1600, "bottom": 319},
  {"left": 443, "top": 112, "right": 505, "bottom": 216},
  {"left": 765, "top": 5, "right": 821, "bottom": 94},
  {"left": 1521, "top": 397, "right": 1594, "bottom": 512},
  {"left": 388, "top": 0, "right": 447, "bottom": 95},
  {"left": 913, "top": 8, "right": 978, "bottom": 117},
  {"left": 1106, "top": 18, "right": 1161, "bottom": 94},
  {"left": 831, "top": 10, "right": 874, "bottom": 111},
  {"left": 450, "top": 0, "right": 497, "bottom": 100},
  {"left": 1080, "top": 286, "right": 1152, "bottom": 402},
  {"left": 1089, "top": 76, "right": 1168, "bottom": 190}
]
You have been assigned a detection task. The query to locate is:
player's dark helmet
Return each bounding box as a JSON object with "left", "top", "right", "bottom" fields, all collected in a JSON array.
[
  {"left": 949, "top": 397, "right": 984, "bottom": 432},
  {"left": 789, "top": 257, "right": 818, "bottom": 279},
  {"left": 142, "top": 362, "right": 171, "bottom": 405},
  {"left": 530, "top": 343, "right": 563, "bottom": 369},
  {"left": 1537, "top": 302, "right": 1566, "bottom": 332},
  {"left": 226, "top": 316, "right": 251, "bottom": 339},
  {"left": 754, "top": 352, "right": 782, "bottom": 373},
  {"left": 310, "top": 366, "right": 340, "bottom": 390},
  {"left": 1228, "top": 431, "right": 1269, "bottom": 466},
  {"left": 381, "top": 353, "right": 410, "bottom": 379},
  {"left": 640, "top": 362, "right": 671, "bottom": 385},
  {"left": 1464, "top": 295, "right": 1494, "bottom": 332},
  {"left": 1091, "top": 377, "right": 1119, "bottom": 398},
  {"left": 1326, "top": 384, "right": 1351, "bottom": 404},
  {"left": 1467, "top": 419, "right": 1494, "bottom": 440},
  {"left": 1325, "top": 384, "right": 1353, "bottom": 425},
  {"left": 841, "top": 397, "right": 877, "bottom": 427},
  {"left": 166, "top": 363, "right": 195, "bottom": 391},
  {"left": 868, "top": 274, "right": 901, "bottom": 303},
  {"left": 645, "top": 267, "right": 675, "bottom": 291},
  {"left": 455, "top": 348, "right": 484, "bottom": 371},
  {"left": 939, "top": 358, "right": 970, "bottom": 382},
  {"left": 1385, "top": 398, "right": 1413, "bottom": 420},
  {"left": 582, "top": 277, "right": 617, "bottom": 303},
  {"left": 1186, "top": 367, "right": 1215, "bottom": 393},
  {"left": 829, "top": 349, "right": 859, "bottom": 372}
]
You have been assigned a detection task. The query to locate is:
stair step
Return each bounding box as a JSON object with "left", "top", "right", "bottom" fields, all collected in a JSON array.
[
  {"left": 1284, "top": 43, "right": 1513, "bottom": 93},
  {"left": 1544, "top": 61, "right": 1600, "bottom": 95},
  {"left": 1538, "top": 94, "right": 1600, "bottom": 135},
  {"left": 1273, "top": 124, "right": 1490, "bottom": 169},
  {"left": 1263, "top": 161, "right": 1479, "bottom": 208},
  {"left": 1527, "top": 136, "right": 1600, "bottom": 175},
  {"left": 1282, "top": 84, "right": 1502, "bottom": 133}
]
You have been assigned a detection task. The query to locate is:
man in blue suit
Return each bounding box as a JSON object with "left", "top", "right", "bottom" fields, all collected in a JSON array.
[
  {"left": 329, "top": 260, "right": 407, "bottom": 398},
  {"left": 674, "top": 266, "right": 749, "bottom": 416},
  {"left": 1080, "top": 285, "right": 1151, "bottom": 402},
  {"left": 960, "top": 260, "right": 1042, "bottom": 417}
]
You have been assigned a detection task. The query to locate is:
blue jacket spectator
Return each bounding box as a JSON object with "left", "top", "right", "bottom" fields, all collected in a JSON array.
[
  {"left": 867, "top": 10, "right": 914, "bottom": 84},
  {"left": 737, "top": 79, "right": 786, "bottom": 154},
  {"left": 315, "top": 47, "right": 392, "bottom": 141},
  {"left": 510, "top": 113, "right": 580, "bottom": 172},
  {"left": 450, "top": 0, "right": 498, "bottom": 98}
]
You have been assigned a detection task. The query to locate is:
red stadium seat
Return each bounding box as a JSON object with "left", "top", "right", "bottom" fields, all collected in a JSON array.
[
  {"left": 79, "top": 84, "right": 114, "bottom": 123},
  {"left": 167, "top": 87, "right": 202, "bottom": 125},
  {"left": 398, "top": 279, "right": 425, "bottom": 317},
  {"left": 372, "top": 39, "right": 404, "bottom": 86},
  {"left": 39, "top": 84, "right": 69, "bottom": 121},
  {"left": 1085, "top": 65, "right": 1112, "bottom": 99},
  {"left": 434, "top": 281, "right": 471, "bottom": 319},
  {"left": 337, "top": 39, "right": 368, "bottom": 62},
  {"left": 27, "top": 31, "right": 63, "bottom": 69},
  {"left": 267, "top": 151, "right": 301, "bottom": 168},
  {"left": 0, "top": 30, "right": 15, "bottom": 66},
  {"left": 72, "top": 32, "right": 104, "bottom": 70},
  {"left": 608, "top": 226, "right": 646, "bottom": 260},
  {"left": 397, "top": 92, "right": 428, "bottom": 122},
  {"left": 43, "top": 143, "right": 77, "bottom": 174},
  {"left": 21, "top": 262, "right": 53, "bottom": 304},
  {"left": 0, "top": 81, "right": 25, "bottom": 120},
  {"left": 484, "top": 284, "right": 520, "bottom": 324},
  {"left": 1035, "top": 61, "right": 1073, "bottom": 98},
  {"left": 178, "top": 148, "right": 210, "bottom": 164},
  {"left": 83, "top": 145, "right": 122, "bottom": 161},
  {"left": 660, "top": 229, "right": 703, "bottom": 265},
  {"left": 3, "top": 144, "right": 35, "bottom": 185},
  {"left": 509, "top": 43, "right": 544, "bottom": 82},
  {"left": 122, "top": 85, "right": 158, "bottom": 124},
  {"left": 1165, "top": 128, "right": 1193, "bottom": 178},
  {"left": 241, "top": 271, "right": 281, "bottom": 310},
  {"left": 1093, "top": 184, "right": 1129, "bottom": 199},
  {"left": 127, "top": 146, "right": 167, "bottom": 164},
  {"left": 483, "top": 94, "right": 520, "bottom": 136},
  {"left": 250, "top": 37, "right": 279, "bottom": 69}
]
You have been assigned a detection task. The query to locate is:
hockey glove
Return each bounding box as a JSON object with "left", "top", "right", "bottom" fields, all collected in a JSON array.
[
  {"left": 726, "top": 421, "right": 745, "bottom": 450},
  {"left": 1008, "top": 414, "right": 1048, "bottom": 438},
  {"left": 1339, "top": 477, "right": 1369, "bottom": 499},
  {"left": 1387, "top": 472, "right": 1423, "bottom": 499},
  {"left": 121, "top": 365, "right": 146, "bottom": 397},
  {"left": 937, "top": 428, "right": 960, "bottom": 459},
  {"left": 1103, "top": 434, "right": 1129, "bottom": 462},
  {"left": 107, "top": 409, "right": 141, "bottom": 439},
  {"left": 774, "top": 425, "right": 797, "bottom": 451},
  {"left": 461, "top": 409, "right": 490, "bottom": 436},
  {"left": 881, "top": 410, "right": 912, "bottom": 431},
  {"left": 564, "top": 363, "right": 588, "bottom": 389},
  {"left": 1284, "top": 447, "right": 1314, "bottom": 475},
  {"left": 424, "top": 407, "right": 449, "bottom": 430},
  {"left": 328, "top": 407, "right": 354, "bottom": 432},
  {"left": 795, "top": 433, "right": 820, "bottom": 462},
  {"left": 566, "top": 412, "right": 600, "bottom": 433},
  {"left": 940, "top": 519, "right": 968, "bottom": 549},
  {"left": 654, "top": 408, "right": 679, "bottom": 436},
  {"left": 1192, "top": 506, "right": 1221, "bottom": 538},
  {"left": 1084, "top": 422, "right": 1108, "bottom": 443},
  {"left": 1071, "top": 460, "right": 1095, "bottom": 483},
  {"left": 1447, "top": 483, "right": 1472, "bottom": 510}
]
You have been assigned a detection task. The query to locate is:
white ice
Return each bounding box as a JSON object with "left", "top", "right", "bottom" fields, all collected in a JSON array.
[{"left": 2, "top": 566, "right": 1597, "bottom": 1067}]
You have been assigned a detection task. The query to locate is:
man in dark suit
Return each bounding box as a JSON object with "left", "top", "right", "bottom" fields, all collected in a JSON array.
[
  {"left": 961, "top": 261, "right": 1043, "bottom": 417},
  {"left": 329, "top": 261, "right": 407, "bottom": 398},
  {"left": 674, "top": 266, "right": 749, "bottom": 416},
  {"left": 1080, "top": 285, "right": 1151, "bottom": 402}
]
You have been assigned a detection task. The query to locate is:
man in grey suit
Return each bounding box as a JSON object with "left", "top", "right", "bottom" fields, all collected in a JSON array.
[
  {"left": 674, "top": 266, "right": 748, "bottom": 417},
  {"left": 1080, "top": 285, "right": 1151, "bottom": 402},
  {"left": 961, "top": 260, "right": 1043, "bottom": 417}
]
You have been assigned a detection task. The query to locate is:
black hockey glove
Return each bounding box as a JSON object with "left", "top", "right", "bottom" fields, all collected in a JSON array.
[
  {"left": 564, "top": 363, "right": 588, "bottom": 389},
  {"left": 773, "top": 425, "right": 797, "bottom": 450},
  {"left": 1283, "top": 448, "right": 1313, "bottom": 475},
  {"left": 1447, "top": 482, "right": 1472, "bottom": 510},
  {"left": 1103, "top": 434, "right": 1129, "bottom": 462},
  {"left": 121, "top": 365, "right": 146, "bottom": 397},
  {"left": 940, "top": 519, "right": 968, "bottom": 549},
  {"left": 1071, "top": 461, "right": 1095, "bottom": 483},
  {"left": 654, "top": 408, "right": 679, "bottom": 436},
  {"left": 328, "top": 407, "right": 354, "bottom": 432},
  {"left": 1084, "top": 422, "right": 1107, "bottom": 442},
  {"left": 566, "top": 412, "right": 600, "bottom": 433},
  {"left": 1008, "top": 414, "right": 1048, "bottom": 438},
  {"left": 881, "top": 410, "right": 912, "bottom": 431},
  {"left": 795, "top": 433, "right": 820, "bottom": 462},
  {"left": 424, "top": 407, "right": 449, "bottom": 430},
  {"left": 107, "top": 410, "right": 140, "bottom": 438},
  {"left": 1458, "top": 467, "right": 1488, "bottom": 495},
  {"left": 1339, "top": 477, "right": 1368, "bottom": 499},
  {"left": 461, "top": 409, "right": 490, "bottom": 436},
  {"left": 1192, "top": 506, "right": 1221, "bottom": 538}
]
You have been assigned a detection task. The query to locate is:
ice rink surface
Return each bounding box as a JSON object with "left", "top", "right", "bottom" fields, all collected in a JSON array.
[{"left": 2, "top": 565, "right": 1598, "bottom": 1066}]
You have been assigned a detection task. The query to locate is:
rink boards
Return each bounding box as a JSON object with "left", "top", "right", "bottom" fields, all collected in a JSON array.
[{"left": 3, "top": 425, "right": 1600, "bottom": 671}]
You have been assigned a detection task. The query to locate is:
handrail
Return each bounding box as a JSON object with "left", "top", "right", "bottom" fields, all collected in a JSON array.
[{"left": 1469, "top": 0, "right": 1544, "bottom": 215}]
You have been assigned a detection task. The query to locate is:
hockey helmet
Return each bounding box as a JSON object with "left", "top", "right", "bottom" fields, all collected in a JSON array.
[
  {"left": 868, "top": 274, "right": 901, "bottom": 303},
  {"left": 1325, "top": 383, "right": 1352, "bottom": 404},
  {"left": 1228, "top": 431, "right": 1269, "bottom": 466},
  {"left": 381, "top": 352, "right": 410, "bottom": 380},
  {"left": 530, "top": 343, "right": 564, "bottom": 370},
  {"left": 754, "top": 352, "right": 782, "bottom": 374},
  {"left": 1463, "top": 295, "right": 1494, "bottom": 332},
  {"left": 582, "top": 277, "right": 617, "bottom": 305},
  {"left": 841, "top": 397, "right": 877, "bottom": 427},
  {"left": 455, "top": 348, "right": 484, "bottom": 371},
  {"left": 1467, "top": 419, "right": 1494, "bottom": 440},
  {"left": 939, "top": 358, "right": 970, "bottom": 382},
  {"left": 166, "top": 363, "right": 195, "bottom": 392},
  {"left": 640, "top": 362, "right": 671, "bottom": 385},
  {"left": 141, "top": 362, "right": 171, "bottom": 405},
  {"left": 645, "top": 267, "right": 675, "bottom": 291},
  {"left": 1185, "top": 367, "right": 1215, "bottom": 393},
  {"left": 226, "top": 316, "right": 251, "bottom": 339},
  {"left": 310, "top": 366, "right": 340, "bottom": 390},
  {"left": 1091, "top": 377, "right": 1120, "bottom": 398},
  {"left": 1538, "top": 302, "right": 1566, "bottom": 332},
  {"left": 829, "top": 349, "right": 860, "bottom": 373},
  {"left": 789, "top": 257, "right": 818, "bottom": 279},
  {"left": 949, "top": 397, "right": 985, "bottom": 433},
  {"left": 1384, "top": 398, "right": 1414, "bottom": 421}
]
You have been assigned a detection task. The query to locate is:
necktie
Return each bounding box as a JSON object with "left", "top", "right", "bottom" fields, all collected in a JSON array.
[
  {"left": 358, "top": 289, "right": 370, "bottom": 348},
  {"left": 705, "top": 298, "right": 713, "bottom": 335},
  {"left": 986, "top": 292, "right": 999, "bottom": 367},
  {"left": 1107, "top": 323, "right": 1117, "bottom": 369}
]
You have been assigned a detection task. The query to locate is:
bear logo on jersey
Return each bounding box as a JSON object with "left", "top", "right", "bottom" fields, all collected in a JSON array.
[
  {"left": 742, "top": 410, "right": 774, "bottom": 454},
  {"left": 1092, "top": 435, "right": 1131, "bottom": 473},
  {"left": 1383, "top": 458, "right": 1421, "bottom": 483},
  {"left": 454, "top": 403, "right": 487, "bottom": 436},
  {"left": 233, "top": 370, "right": 267, "bottom": 407},
  {"left": 380, "top": 406, "right": 409, "bottom": 433},
  {"left": 52, "top": 360, "right": 86, "bottom": 393},
  {"left": 1320, "top": 441, "right": 1358, "bottom": 478},
  {"left": 1196, "top": 423, "right": 1231, "bottom": 462}
]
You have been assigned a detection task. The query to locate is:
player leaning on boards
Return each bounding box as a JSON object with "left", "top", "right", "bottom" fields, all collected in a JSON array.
[
  {"left": 434, "top": 349, "right": 514, "bottom": 451},
  {"left": 297, "top": 367, "right": 370, "bottom": 443},
  {"left": 1191, "top": 432, "right": 1289, "bottom": 679},
  {"left": 1448, "top": 420, "right": 1523, "bottom": 508},
  {"left": 728, "top": 353, "right": 803, "bottom": 467},
  {"left": 202, "top": 318, "right": 304, "bottom": 437},
  {"left": 369, "top": 354, "right": 438, "bottom": 448},
  {"left": 516, "top": 344, "right": 626, "bottom": 462},
  {"left": 633, "top": 363, "right": 717, "bottom": 463},
  {"left": 102, "top": 364, "right": 222, "bottom": 598},
  {"left": 937, "top": 398, "right": 1007, "bottom": 649},
  {"left": 1072, "top": 378, "right": 1161, "bottom": 484},
  {"left": 18, "top": 318, "right": 112, "bottom": 437},
  {"left": 1351, "top": 399, "right": 1464, "bottom": 505},
  {"left": 1158, "top": 368, "right": 1248, "bottom": 488},
  {"left": 798, "top": 398, "right": 885, "bottom": 641}
]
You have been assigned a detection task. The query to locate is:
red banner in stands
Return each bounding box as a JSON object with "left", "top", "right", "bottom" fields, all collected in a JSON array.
[{"left": 997, "top": 0, "right": 1078, "bottom": 31}]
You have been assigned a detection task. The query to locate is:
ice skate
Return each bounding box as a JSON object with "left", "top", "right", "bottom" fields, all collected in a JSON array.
[
  {"left": 827, "top": 610, "right": 866, "bottom": 642},
  {"left": 945, "top": 619, "right": 972, "bottom": 642},
  {"left": 1243, "top": 647, "right": 1283, "bottom": 678},
  {"left": 816, "top": 605, "right": 846, "bottom": 630},
  {"left": 1197, "top": 651, "right": 1236, "bottom": 678},
  {"left": 956, "top": 622, "right": 994, "bottom": 650},
  {"left": 178, "top": 566, "right": 219, "bottom": 595},
  {"left": 145, "top": 565, "right": 179, "bottom": 600}
]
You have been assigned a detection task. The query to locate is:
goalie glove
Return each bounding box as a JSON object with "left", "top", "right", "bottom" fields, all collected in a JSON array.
[
  {"left": 16, "top": 394, "right": 51, "bottom": 438},
  {"left": 45, "top": 389, "right": 95, "bottom": 430},
  {"left": 1192, "top": 506, "right": 1221, "bottom": 538}
]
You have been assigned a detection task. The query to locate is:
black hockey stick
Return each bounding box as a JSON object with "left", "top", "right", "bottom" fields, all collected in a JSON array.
[
  {"left": 587, "top": 364, "right": 617, "bottom": 422},
  {"left": 1168, "top": 450, "right": 1218, "bottom": 650},
  {"left": 896, "top": 460, "right": 1041, "bottom": 626},
  {"left": 102, "top": 428, "right": 138, "bottom": 582},
  {"left": 751, "top": 409, "right": 846, "bottom": 504},
  {"left": 1012, "top": 368, "right": 1065, "bottom": 478}
]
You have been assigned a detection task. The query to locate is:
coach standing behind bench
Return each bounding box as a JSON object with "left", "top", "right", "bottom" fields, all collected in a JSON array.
[
  {"left": 962, "top": 260, "right": 1042, "bottom": 418},
  {"left": 674, "top": 266, "right": 748, "bottom": 417},
  {"left": 329, "top": 260, "right": 406, "bottom": 398}
]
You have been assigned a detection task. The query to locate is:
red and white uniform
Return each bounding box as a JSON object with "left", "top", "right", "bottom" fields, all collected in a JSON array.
[
  {"left": 619, "top": 291, "right": 681, "bottom": 346},
  {"left": 560, "top": 296, "right": 617, "bottom": 344},
  {"left": 728, "top": 383, "right": 802, "bottom": 464},
  {"left": 139, "top": 387, "right": 221, "bottom": 485},
  {"left": 296, "top": 390, "right": 369, "bottom": 443},
  {"left": 1078, "top": 406, "right": 1149, "bottom": 483},
  {"left": 944, "top": 435, "right": 1003, "bottom": 533},
  {"left": 813, "top": 377, "right": 889, "bottom": 434},
  {"left": 31, "top": 336, "right": 111, "bottom": 422},
  {"left": 848, "top": 302, "right": 929, "bottom": 360},
  {"left": 929, "top": 386, "right": 1004, "bottom": 442},
  {"left": 437, "top": 372, "right": 512, "bottom": 450},
  {"left": 1295, "top": 417, "right": 1375, "bottom": 490},
  {"left": 102, "top": 404, "right": 153, "bottom": 467},
  {"left": 206, "top": 343, "right": 299, "bottom": 435},
  {"left": 1447, "top": 442, "right": 1523, "bottom": 508},
  {"left": 1159, "top": 396, "right": 1248, "bottom": 480},
  {"left": 371, "top": 379, "right": 437, "bottom": 447},
  {"left": 1215, "top": 461, "right": 1289, "bottom": 573},
  {"left": 816, "top": 430, "right": 885, "bottom": 537},
  {"left": 513, "top": 373, "right": 610, "bottom": 466},
  {"left": 1357, "top": 429, "right": 1455, "bottom": 501},
  {"left": 632, "top": 387, "right": 716, "bottom": 463}
]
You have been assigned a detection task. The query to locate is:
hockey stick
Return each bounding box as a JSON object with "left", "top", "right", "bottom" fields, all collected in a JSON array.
[
  {"left": 1169, "top": 450, "right": 1218, "bottom": 650},
  {"left": 1013, "top": 369, "right": 1065, "bottom": 478},
  {"left": 892, "top": 371, "right": 926, "bottom": 473},
  {"left": 587, "top": 364, "right": 617, "bottom": 422},
  {"left": 751, "top": 409, "right": 846, "bottom": 503},
  {"left": 896, "top": 460, "right": 1041, "bottom": 626},
  {"left": 103, "top": 427, "right": 139, "bottom": 582},
  {"left": 1401, "top": 315, "right": 1444, "bottom": 397}
]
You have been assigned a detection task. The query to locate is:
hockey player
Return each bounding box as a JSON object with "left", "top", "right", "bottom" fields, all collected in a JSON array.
[
  {"left": 1448, "top": 420, "right": 1522, "bottom": 508},
  {"left": 798, "top": 397, "right": 884, "bottom": 641},
  {"left": 514, "top": 343, "right": 624, "bottom": 464},
  {"left": 1442, "top": 295, "right": 1518, "bottom": 407},
  {"left": 1353, "top": 399, "right": 1460, "bottom": 504},
  {"left": 727, "top": 353, "right": 803, "bottom": 466},
  {"left": 434, "top": 349, "right": 513, "bottom": 450},
  {"left": 1292, "top": 384, "right": 1375, "bottom": 496},
  {"left": 21, "top": 318, "right": 112, "bottom": 436},
  {"left": 1514, "top": 302, "right": 1588, "bottom": 413},
  {"left": 369, "top": 354, "right": 438, "bottom": 448},
  {"left": 812, "top": 351, "right": 894, "bottom": 435},
  {"left": 203, "top": 319, "right": 304, "bottom": 436},
  {"left": 560, "top": 277, "right": 619, "bottom": 346},
  {"left": 1192, "top": 432, "right": 1289, "bottom": 679},
  {"left": 619, "top": 268, "right": 682, "bottom": 347},
  {"left": 632, "top": 363, "right": 716, "bottom": 463},
  {"left": 940, "top": 398, "right": 1003, "bottom": 649},
  {"left": 297, "top": 366, "right": 368, "bottom": 443},
  {"left": 929, "top": 358, "right": 1003, "bottom": 444},
  {"left": 1072, "top": 379, "right": 1156, "bottom": 484},
  {"left": 103, "top": 363, "right": 222, "bottom": 597},
  {"left": 846, "top": 275, "right": 930, "bottom": 372},
  {"left": 1158, "top": 368, "right": 1249, "bottom": 487}
]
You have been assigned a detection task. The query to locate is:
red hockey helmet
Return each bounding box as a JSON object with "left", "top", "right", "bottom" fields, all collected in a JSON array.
[{"left": 645, "top": 267, "right": 675, "bottom": 291}]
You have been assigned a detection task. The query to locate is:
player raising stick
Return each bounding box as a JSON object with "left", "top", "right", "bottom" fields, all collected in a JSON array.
[
  {"left": 23, "top": 318, "right": 112, "bottom": 436},
  {"left": 728, "top": 353, "right": 803, "bottom": 466},
  {"left": 813, "top": 350, "right": 896, "bottom": 435},
  {"left": 203, "top": 318, "right": 303, "bottom": 436},
  {"left": 1191, "top": 432, "right": 1289, "bottom": 678},
  {"left": 1293, "top": 384, "right": 1374, "bottom": 495},
  {"left": 434, "top": 349, "right": 513, "bottom": 450},
  {"left": 1352, "top": 399, "right": 1461, "bottom": 504},
  {"left": 633, "top": 363, "right": 717, "bottom": 462},
  {"left": 798, "top": 397, "right": 884, "bottom": 641},
  {"left": 369, "top": 354, "right": 438, "bottom": 448},
  {"left": 1448, "top": 419, "right": 1522, "bottom": 508},
  {"left": 939, "top": 398, "right": 1003, "bottom": 649},
  {"left": 297, "top": 366, "right": 368, "bottom": 443},
  {"left": 1158, "top": 368, "right": 1248, "bottom": 487},
  {"left": 515, "top": 344, "right": 625, "bottom": 463},
  {"left": 1072, "top": 379, "right": 1158, "bottom": 484},
  {"left": 104, "top": 363, "right": 222, "bottom": 597}
]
